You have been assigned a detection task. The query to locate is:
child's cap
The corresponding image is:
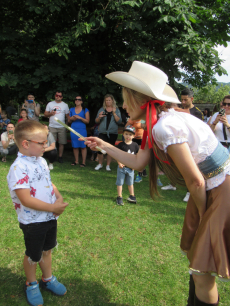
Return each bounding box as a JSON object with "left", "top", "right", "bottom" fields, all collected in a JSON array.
[{"left": 123, "top": 125, "right": 136, "bottom": 135}]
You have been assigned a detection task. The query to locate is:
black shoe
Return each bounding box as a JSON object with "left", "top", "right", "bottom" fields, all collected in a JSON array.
[
  {"left": 116, "top": 196, "right": 124, "bottom": 206},
  {"left": 127, "top": 195, "right": 137, "bottom": 203},
  {"left": 142, "top": 169, "right": 147, "bottom": 177},
  {"left": 58, "top": 157, "right": 63, "bottom": 163}
]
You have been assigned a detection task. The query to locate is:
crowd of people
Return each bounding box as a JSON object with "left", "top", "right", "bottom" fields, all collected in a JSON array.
[{"left": 1, "top": 61, "right": 230, "bottom": 306}]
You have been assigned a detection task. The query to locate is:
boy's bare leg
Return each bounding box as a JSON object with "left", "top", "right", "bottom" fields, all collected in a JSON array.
[
  {"left": 23, "top": 255, "right": 37, "bottom": 283},
  {"left": 39, "top": 250, "right": 52, "bottom": 279},
  {"left": 117, "top": 185, "right": 122, "bottom": 197},
  {"left": 128, "top": 185, "right": 134, "bottom": 196}
]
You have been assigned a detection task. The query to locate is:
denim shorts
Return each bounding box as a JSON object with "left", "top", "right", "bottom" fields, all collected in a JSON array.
[
  {"left": 19, "top": 220, "right": 57, "bottom": 262},
  {"left": 116, "top": 166, "right": 134, "bottom": 186}
]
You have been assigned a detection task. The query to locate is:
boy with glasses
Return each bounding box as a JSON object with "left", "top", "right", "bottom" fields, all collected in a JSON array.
[
  {"left": 7, "top": 120, "right": 68, "bottom": 306},
  {"left": 44, "top": 91, "right": 69, "bottom": 163}
]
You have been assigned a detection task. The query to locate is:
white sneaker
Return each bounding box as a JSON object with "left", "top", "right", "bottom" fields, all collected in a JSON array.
[
  {"left": 48, "top": 163, "right": 54, "bottom": 170},
  {"left": 95, "top": 164, "right": 103, "bottom": 170},
  {"left": 183, "top": 192, "right": 190, "bottom": 202},
  {"left": 106, "top": 165, "right": 111, "bottom": 171},
  {"left": 161, "top": 184, "right": 176, "bottom": 190}
]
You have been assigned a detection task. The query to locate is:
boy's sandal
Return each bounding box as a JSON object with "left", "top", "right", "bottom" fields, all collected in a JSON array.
[
  {"left": 40, "top": 276, "right": 67, "bottom": 296},
  {"left": 71, "top": 162, "right": 78, "bottom": 166},
  {"left": 80, "top": 163, "right": 86, "bottom": 167},
  {"left": 25, "top": 281, "right": 44, "bottom": 306}
]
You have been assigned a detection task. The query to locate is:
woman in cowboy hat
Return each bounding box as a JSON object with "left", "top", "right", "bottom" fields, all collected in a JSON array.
[{"left": 85, "top": 61, "right": 230, "bottom": 305}]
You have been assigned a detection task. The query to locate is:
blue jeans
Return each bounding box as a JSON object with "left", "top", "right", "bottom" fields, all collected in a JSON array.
[{"left": 116, "top": 166, "right": 134, "bottom": 186}]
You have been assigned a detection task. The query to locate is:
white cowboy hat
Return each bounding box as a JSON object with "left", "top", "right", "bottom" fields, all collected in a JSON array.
[{"left": 105, "top": 61, "right": 181, "bottom": 104}]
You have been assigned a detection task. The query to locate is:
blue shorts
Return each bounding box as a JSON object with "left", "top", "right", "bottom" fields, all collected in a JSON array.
[{"left": 116, "top": 166, "right": 134, "bottom": 186}]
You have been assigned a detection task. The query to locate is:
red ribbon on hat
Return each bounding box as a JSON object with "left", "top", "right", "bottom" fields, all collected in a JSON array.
[{"left": 140, "top": 100, "right": 170, "bottom": 165}]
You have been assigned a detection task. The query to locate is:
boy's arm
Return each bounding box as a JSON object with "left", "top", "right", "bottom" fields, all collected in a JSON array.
[
  {"left": 52, "top": 183, "right": 63, "bottom": 202},
  {"left": 15, "top": 189, "right": 68, "bottom": 215}
]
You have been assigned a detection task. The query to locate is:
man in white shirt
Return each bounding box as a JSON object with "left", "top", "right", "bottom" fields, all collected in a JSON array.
[{"left": 44, "top": 91, "right": 69, "bottom": 163}]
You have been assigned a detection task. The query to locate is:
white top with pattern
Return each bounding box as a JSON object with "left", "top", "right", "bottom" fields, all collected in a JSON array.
[
  {"left": 152, "top": 109, "right": 230, "bottom": 191},
  {"left": 7, "top": 152, "right": 57, "bottom": 224}
]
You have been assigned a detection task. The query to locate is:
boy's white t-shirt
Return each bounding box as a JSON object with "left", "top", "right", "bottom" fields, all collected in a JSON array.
[
  {"left": 45, "top": 101, "right": 69, "bottom": 128},
  {"left": 7, "top": 152, "right": 57, "bottom": 225}
]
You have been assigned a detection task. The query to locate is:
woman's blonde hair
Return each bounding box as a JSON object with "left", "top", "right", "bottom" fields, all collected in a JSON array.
[
  {"left": 122, "top": 87, "right": 185, "bottom": 199},
  {"left": 103, "top": 94, "right": 117, "bottom": 109}
]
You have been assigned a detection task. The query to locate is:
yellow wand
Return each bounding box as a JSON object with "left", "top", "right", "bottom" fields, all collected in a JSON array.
[{"left": 54, "top": 117, "right": 106, "bottom": 154}]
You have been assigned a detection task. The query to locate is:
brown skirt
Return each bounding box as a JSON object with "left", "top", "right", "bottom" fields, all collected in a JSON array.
[{"left": 180, "top": 175, "right": 230, "bottom": 280}]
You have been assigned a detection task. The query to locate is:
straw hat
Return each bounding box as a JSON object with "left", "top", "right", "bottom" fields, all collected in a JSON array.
[{"left": 105, "top": 61, "right": 181, "bottom": 104}]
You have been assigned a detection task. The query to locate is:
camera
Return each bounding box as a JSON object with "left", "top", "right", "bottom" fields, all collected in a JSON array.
[
  {"left": 53, "top": 108, "right": 57, "bottom": 111},
  {"left": 27, "top": 100, "right": 34, "bottom": 104},
  {"left": 102, "top": 110, "right": 108, "bottom": 115},
  {"left": 219, "top": 109, "right": 225, "bottom": 116},
  {"left": 8, "top": 130, "right": 13, "bottom": 135}
]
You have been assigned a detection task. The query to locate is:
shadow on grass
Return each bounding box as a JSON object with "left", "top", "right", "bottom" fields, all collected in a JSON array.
[{"left": 0, "top": 268, "right": 130, "bottom": 306}]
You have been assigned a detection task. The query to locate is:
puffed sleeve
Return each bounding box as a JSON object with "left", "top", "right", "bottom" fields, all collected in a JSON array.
[{"left": 152, "top": 114, "right": 189, "bottom": 153}]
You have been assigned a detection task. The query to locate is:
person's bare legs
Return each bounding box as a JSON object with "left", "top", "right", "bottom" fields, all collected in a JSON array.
[
  {"left": 98, "top": 154, "right": 103, "bottom": 165},
  {"left": 73, "top": 148, "right": 79, "bottom": 164},
  {"left": 58, "top": 144, "right": 64, "bottom": 157},
  {"left": 106, "top": 154, "right": 112, "bottom": 166},
  {"left": 193, "top": 274, "right": 218, "bottom": 304},
  {"left": 23, "top": 255, "right": 37, "bottom": 283},
  {"left": 117, "top": 185, "right": 122, "bottom": 197},
  {"left": 39, "top": 250, "right": 52, "bottom": 279},
  {"left": 81, "top": 148, "right": 87, "bottom": 165},
  {"left": 128, "top": 185, "right": 134, "bottom": 196}
]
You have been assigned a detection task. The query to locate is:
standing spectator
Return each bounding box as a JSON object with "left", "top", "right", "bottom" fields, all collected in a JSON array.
[
  {"left": 95, "top": 94, "right": 121, "bottom": 171},
  {"left": 21, "top": 93, "right": 40, "bottom": 121},
  {"left": 208, "top": 95, "right": 230, "bottom": 151},
  {"left": 203, "top": 108, "right": 210, "bottom": 123},
  {"left": 116, "top": 125, "right": 139, "bottom": 205},
  {"left": 0, "top": 123, "right": 18, "bottom": 162},
  {"left": 18, "top": 109, "right": 29, "bottom": 123},
  {"left": 44, "top": 91, "right": 69, "bottom": 163},
  {"left": 6, "top": 101, "right": 16, "bottom": 119},
  {"left": 0, "top": 111, "right": 11, "bottom": 133},
  {"left": 68, "top": 96, "right": 90, "bottom": 167},
  {"left": 43, "top": 125, "right": 57, "bottom": 170}
]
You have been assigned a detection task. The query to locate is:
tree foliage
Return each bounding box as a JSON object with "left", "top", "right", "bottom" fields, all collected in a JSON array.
[
  {"left": 0, "top": 0, "right": 230, "bottom": 108},
  {"left": 193, "top": 84, "right": 230, "bottom": 104}
]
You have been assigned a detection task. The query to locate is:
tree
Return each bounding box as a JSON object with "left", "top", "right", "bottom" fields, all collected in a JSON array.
[
  {"left": 0, "top": 0, "right": 229, "bottom": 110},
  {"left": 193, "top": 84, "right": 230, "bottom": 104}
]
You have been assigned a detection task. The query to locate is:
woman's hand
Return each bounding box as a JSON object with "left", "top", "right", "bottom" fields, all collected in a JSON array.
[
  {"left": 84, "top": 136, "right": 106, "bottom": 151},
  {"left": 219, "top": 114, "right": 230, "bottom": 128},
  {"left": 212, "top": 114, "right": 221, "bottom": 126},
  {"left": 74, "top": 114, "right": 82, "bottom": 120},
  {"left": 98, "top": 111, "right": 106, "bottom": 119}
]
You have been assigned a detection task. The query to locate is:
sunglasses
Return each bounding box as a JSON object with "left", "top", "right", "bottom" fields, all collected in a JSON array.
[
  {"left": 55, "top": 94, "right": 62, "bottom": 98},
  {"left": 222, "top": 103, "right": 230, "bottom": 107},
  {"left": 27, "top": 140, "right": 48, "bottom": 146},
  {"left": 75, "top": 98, "right": 82, "bottom": 101}
]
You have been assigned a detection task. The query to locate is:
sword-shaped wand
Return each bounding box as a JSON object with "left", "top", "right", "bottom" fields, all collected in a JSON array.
[{"left": 54, "top": 117, "right": 106, "bottom": 154}]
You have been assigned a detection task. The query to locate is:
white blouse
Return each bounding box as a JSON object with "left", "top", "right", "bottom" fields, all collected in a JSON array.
[
  {"left": 152, "top": 109, "right": 230, "bottom": 190},
  {"left": 210, "top": 112, "right": 230, "bottom": 143}
]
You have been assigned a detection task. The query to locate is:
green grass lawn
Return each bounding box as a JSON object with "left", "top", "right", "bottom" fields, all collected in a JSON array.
[{"left": 0, "top": 149, "right": 229, "bottom": 305}]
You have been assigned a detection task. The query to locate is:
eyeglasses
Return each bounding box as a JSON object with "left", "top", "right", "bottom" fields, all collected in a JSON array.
[
  {"left": 222, "top": 103, "right": 230, "bottom": 107},
  {"left": 27, "top": 140, "right": 48, "bottom": 146},
  {"left": 55, "top": 94, "right": 62, "bottom": 98},
  {"left": 75, "top": 98, "right": 82, "bottom": 101}
]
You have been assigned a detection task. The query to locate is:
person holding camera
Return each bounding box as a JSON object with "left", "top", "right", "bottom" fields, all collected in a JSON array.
[
  {"left": 95, "top": 94, "right": 121, "bottom": 171},
  {"left": 44, "top": 91, "right": 69, "bottom": 163},
  {"left": 208, "top": 95, "right": 230, "bottom": 151},
  {"left": 21, "top": 93, "right": 40, "bottom": 121},
  {"left": 0, "top": 123, "right": 18, "bottom": 162}
]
